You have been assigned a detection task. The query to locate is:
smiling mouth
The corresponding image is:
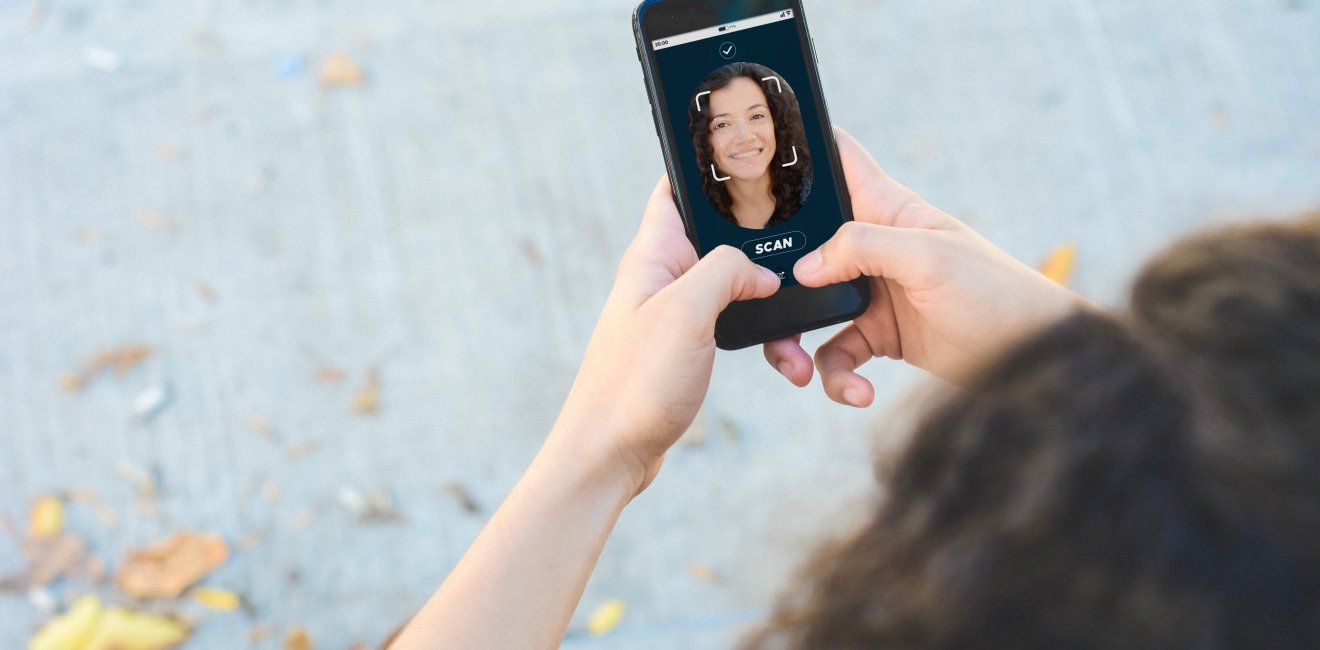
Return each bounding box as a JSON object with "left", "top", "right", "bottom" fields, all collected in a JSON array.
[{"left": 728, "top": 147, "right": 764, "bottom": 161}]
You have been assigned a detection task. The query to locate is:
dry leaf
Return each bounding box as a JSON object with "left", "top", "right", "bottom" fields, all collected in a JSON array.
[
  {"left": 61, "top": 345, "right": 153, "bottom": 391},
  {"left": 116, "top": 532, "right": 229, "bottom": 599},
  {"left": 249, "top": 414, "right": 276, "bottom": 441},
  {"left": 248, "top": 624, "right": 273, "bottom": 644},
  {"left": 586, "top": 599, "right": 626, "bottom": 637},
  {"left": 1039, "top": 243, "right": 1078, "bottom": 286},
  {"left": 285, "top": 626, "right": 313, "bottom": 650},
  {"left": 85, "top": 606, "right": 189, "bottom": 650},
  {"left": 520, "top": 239, "right": 544, "bottom": 267},
  {"left": 29, "top": 593, "right": 101, "bottom": 650},
  {"left": 153, "top": 140, "right": 186, "bottom": 164},
  {"left": 314, "top": 366, "right": 345, "bottom": 383},
  {"left": 286, "top": 440, "right": 321, "bottom": 461},
  {"left": 319, "top": 52, "right": 363, "bottom": 87},
  {"left": 235, "top": 531, "right": 265, "bottom": 551},
  {"left": 196, "top": 282, "right": 216, "bottom": 302},
  {"left": 686, "top": 562, "right": 719, "bottom": 583},
  {"left": 73, "top": 229, "right": 107, "bottom": 245},
  {"left": 189, "top": 586, "right": 241, "bottom": 611},
  {"left": 27, "top": 0, "right": 46, "bottom": 27},
  {"left": 289, "top": 507, "right": 319, "bottom": 533},
  {"left": 134, "top": 210, "right": 178, "bottom": 232},
  {"left": 115, "top": 460, "right": 159, "bottom": 500},
  {"left": 352, "top": 369, "right": 379, "bottom": 414},
  {"left": 28, "top": 595, "right": 189, "bottom": 650},
  {"left": 68, "top": 489, "right": 120, "bottom": 529},
  {"left": 26, "top": 533, "right": 90, "bottom": 586},
  {"left": 719, "top": 417, "right": 740, "bottom": 444},
  {"left": 28, "top": 495, "right": 63, "bottom": 538},
  {"left": 442, "top": 482, "right": 481, "bottom": 515}
]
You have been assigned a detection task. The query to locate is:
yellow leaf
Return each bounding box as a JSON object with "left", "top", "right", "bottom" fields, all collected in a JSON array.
[
  {"left": 352, "top": 369, "right": 380, "bottom": 414},
  {"left": 189, "top": 586, "right": 241, "bottom": 611},
  {"left": 28, "top": 594, "right": 102, "bottom": 650},
  {"left": 29, "top": 495, "right": 64, "bottom": 538},
  {"left": 319, "top": 52, "right": 364, "bottom": 87},
  {"left": 1039, "top": 243, "right": 1078, "bottom": 286},
  {"left": 586, "top": 599, "right": 626, "bottom": 637},
  {"left": 85, "top": 607, "right": 188, "bottom": 650}
]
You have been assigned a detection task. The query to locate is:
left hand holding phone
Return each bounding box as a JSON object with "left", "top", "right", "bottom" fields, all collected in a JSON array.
[{"left": 553, "top": 176, "right": 781, "bottom": 496}]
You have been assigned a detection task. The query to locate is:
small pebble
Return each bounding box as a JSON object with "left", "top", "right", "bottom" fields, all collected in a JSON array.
[{"left": 132, "top": 382, "right": 174, "bottom": 421}]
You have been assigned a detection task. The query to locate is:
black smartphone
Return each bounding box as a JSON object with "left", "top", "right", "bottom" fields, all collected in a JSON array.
[{"left": 633, "top": 0, "right": 870, "bottom": 350}]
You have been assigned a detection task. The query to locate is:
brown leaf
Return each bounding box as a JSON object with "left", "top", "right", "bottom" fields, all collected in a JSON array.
[
  {"left": 68, "top": 488, "right": 120, "bottom": 529},
  {"left": 26, "top": 533, "right": 89, "bottom": 586},
  {"left": 248, "top": 414, "right": 276, "bottom": 441},
  {"left": 314, "top": 366, "right": 346, "bottom": 383},
  {"left": 26, "top": 0, "right": 45, "bottom": 27},
  {"left": 116, "top": 532, "right": 229, "bottom": 599},
  {"left": 196, "top": 282, "right": 217, "bottom": 302},
  {"left": 285, "top": 626, "right": 313, "bottom": 650},
  {"left": 248, "top": 624, "right": 273, "bottom": 644},
  {"left": 135, "top": 209, "right": 178, "bottom": 232},
  {"left": 153, "top": 140, "right": 187, "bottom": 164},
  {"left": 686, "top": 562, "right": 720, "bottom": 583},
  {"left": 286, "top": 440, "right": 321, "bottom": 461},
  {"left": 60, "top": 345, "right": 153, "bottom": 391}
]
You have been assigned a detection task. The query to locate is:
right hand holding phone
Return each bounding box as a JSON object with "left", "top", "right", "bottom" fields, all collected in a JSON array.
[{"left": 763, "top": 128, "right": 1090, "bottom": 405}]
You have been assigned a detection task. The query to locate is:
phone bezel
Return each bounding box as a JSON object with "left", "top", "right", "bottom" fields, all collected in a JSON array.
[{"left": 633, "top": 0, "right": 870, "bottom": 350}]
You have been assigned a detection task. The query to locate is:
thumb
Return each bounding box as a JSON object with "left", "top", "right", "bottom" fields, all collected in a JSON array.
[
  {"left": 657, "top": 245, "right": 781, "bottom": 320},
  {"left": 793, "top": 221, "right": 948, "bottom": 289}
]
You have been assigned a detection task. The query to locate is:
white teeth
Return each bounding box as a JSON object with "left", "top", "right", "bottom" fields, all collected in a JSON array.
[{"left": 729, "top": 148, "right": 762, "bottom": 160}]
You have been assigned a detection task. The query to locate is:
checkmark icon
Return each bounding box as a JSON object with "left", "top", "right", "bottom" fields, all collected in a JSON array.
[{"left": 719, "top": 42, "right": 736, "bottom": 59}]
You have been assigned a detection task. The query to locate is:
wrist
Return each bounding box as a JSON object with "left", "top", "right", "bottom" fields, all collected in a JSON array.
[{"left": 540, "top": 420, "right": 645, "bottom": 505}]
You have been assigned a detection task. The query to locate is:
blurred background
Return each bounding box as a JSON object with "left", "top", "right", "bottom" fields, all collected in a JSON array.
[{"left": 2, "top": 0, "right": 1318, "bottom": 647}]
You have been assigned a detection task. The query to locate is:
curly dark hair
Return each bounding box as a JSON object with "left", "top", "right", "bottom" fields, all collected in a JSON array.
[
  {"left": 688, "top": 62, "right": 812, "bottom": 228},
  {"left": 740, "top": 215, "right": 1320, "bottom": 649}
]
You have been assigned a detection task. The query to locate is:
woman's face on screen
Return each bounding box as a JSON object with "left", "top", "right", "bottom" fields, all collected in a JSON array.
[{"left": 707, "top": 77, "right": 777, "bottom": 182}]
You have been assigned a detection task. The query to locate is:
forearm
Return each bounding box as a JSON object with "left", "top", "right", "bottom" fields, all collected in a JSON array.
[{"left": 389, "top": 427, "right": 635, "bottom": 649}]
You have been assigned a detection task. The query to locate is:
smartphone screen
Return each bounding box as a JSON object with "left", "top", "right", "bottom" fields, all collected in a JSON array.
[
  {"left": 636, "top": 0, "right": 868, "bottom": 349},
  {"left": 638, "top": 2, "right": 844, "bottom": 286}
]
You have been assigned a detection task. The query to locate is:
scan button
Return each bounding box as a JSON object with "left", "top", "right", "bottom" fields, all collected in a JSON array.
[{"left": 742, "top": 231, "right": 806, "bottom": 261}]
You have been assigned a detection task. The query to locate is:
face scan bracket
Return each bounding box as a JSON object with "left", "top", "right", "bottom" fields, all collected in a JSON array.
[
  {"left": 695, "top": 76, "right": 784, "bottom": 114},
  {"left": 781, "top": 145, "right": 798, "bottom": 167}
]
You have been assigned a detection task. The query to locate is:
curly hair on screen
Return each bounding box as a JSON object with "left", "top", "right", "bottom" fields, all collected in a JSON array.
[
  {"left": 688, "top": 62, "right": 813, "bottom": 228},
  {"left": 738, "top": 214, "right": 1320, "bottom": 649}
]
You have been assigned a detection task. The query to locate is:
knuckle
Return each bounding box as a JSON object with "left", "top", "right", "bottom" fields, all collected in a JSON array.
[
  {"left": 834, "top": 221, "right": 870, "bottom": 257},
  {"left": 707, "top": 244, "right": 748, "bottom": 267}
]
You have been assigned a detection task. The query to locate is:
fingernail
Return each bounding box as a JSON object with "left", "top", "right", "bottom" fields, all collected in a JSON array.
[
  {"left": 842, "top": 387, "right": 865, "bottom": 407},
  {"left": 759, "top": 265, "right": 779, "bottom": 282},
  {"left": 776, "top": 361, "right": 792, "bottom": 380},
  {"left": 795, "top": 251, "right": 822, "bottom": 276}
]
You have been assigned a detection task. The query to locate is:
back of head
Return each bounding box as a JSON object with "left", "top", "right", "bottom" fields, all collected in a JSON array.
[{"left": 742, "top": 215, "right": 1320, "bottom": 650}]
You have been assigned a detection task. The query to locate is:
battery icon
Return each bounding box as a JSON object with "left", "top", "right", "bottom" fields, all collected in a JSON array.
[{"left": 718, "top": 26, "right": 727, "bottom": 31}]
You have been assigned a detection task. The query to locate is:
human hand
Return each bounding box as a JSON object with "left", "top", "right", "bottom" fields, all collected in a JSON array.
[
  {"left": 764, "top": 128, "right": 1088, "bottom": 406},
  {"left": 552, "top": 177, "right": 780, "bottom": 496}
]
